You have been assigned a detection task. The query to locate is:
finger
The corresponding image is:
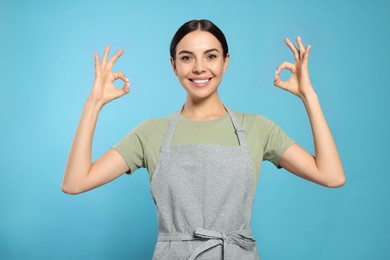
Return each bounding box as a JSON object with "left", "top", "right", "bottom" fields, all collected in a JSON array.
[
  {"left": 274, "top": 62, "right": 294, "bottom": 90},
  {"left": 302, "top": 44, "right": 311, "bottom": 66},
  {"left": 112, "top": 72, "right": 130, "bottom": 96},
  {"left": 285, "top": 38, "right": 300, "bottom": 61},
  {"left": 273, "top": 73, "right": 288, "bottom": 90},
  {"left": 112, "top": 71, "right": 129, "bottom": 83},
  {"left": 94, "top": 51, "right": 100, "bottom": 71},
  {"left": 102, "top": 45, "right": 110, "bottom": 65},
  {"left": 296, "top": 36, "right": 305, "bottom": 59},
  {"left": 107, "top": 48, "right": 124, "bottom": 68},
  {"left": 121, "top": 80, "right": 131, "bottom": 95},
  {"left": 115, "top": 77, "right": 130, "bottom": 97},
  {"left": 276, "top": 61, "right": 294, "bottom": 75}
]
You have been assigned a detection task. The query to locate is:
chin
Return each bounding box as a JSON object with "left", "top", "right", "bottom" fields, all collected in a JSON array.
[{"left": 186, "top": 89, "right": 219, "bottom": 101}]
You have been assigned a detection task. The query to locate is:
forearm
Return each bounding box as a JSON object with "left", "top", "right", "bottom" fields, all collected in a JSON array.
[
  {"left": 301, "top": 91, "right": 345, "bottom": 185},
  {"left": 62, "top": 98, "right": 104, "bottom": 193}
]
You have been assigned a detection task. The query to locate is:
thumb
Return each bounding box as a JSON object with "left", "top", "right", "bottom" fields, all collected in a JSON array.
[
  {"left": 113, "top": 76, "right": 130, "bottom": 98},
  {"left": 109, "top": 80, "right": 130, "bottom": 102},
  {"left": 274, "top": 61, "right": 294, "bottom": 91},
  {"left": 274, "top": 71, "right": 288, "bottom": 91},
  {"left": 119, "top": 80, "right": 130, "bottom": 96}
]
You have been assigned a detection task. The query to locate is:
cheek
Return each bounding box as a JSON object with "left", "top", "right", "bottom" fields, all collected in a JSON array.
[
  {"left": 209, "top": 62, "right": 225, "bottom": 74},
  {"left": 176, "top": 64, "right": 192, "bottom": 77}
]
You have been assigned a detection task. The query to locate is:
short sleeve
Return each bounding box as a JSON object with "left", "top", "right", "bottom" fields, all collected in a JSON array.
[
  {"left": 262, "top": 119, "right": 296, "bottom": 169},
  {"left": 111, "top": 129, "right": 144, "bottom": 175}
]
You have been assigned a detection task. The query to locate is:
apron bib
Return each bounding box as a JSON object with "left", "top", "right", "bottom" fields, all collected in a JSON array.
[{"left": 150, "top": 106, "right": 259, "bottom": 260}]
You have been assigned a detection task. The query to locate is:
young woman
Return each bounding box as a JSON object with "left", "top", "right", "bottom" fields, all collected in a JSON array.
[{"left": 62, "top": 19, "right": 345, "bottom": 259}]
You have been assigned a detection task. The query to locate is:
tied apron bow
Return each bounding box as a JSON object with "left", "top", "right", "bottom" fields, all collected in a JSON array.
[{"left": 158, "top": 227, "right": 256, "bottom": 260}]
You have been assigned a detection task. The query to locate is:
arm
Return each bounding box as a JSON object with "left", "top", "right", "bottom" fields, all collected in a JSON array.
[
  {"left": 62, "top": 45, "right": 131, "bottom": 194},
  {"left": 274, "top": 37, "right": 345, "bottom": 188}
]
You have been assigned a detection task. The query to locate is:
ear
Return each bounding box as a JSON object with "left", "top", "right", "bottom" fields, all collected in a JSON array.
[
  {"left": 223, "top": 53, "right": 230, "bottom": 74},
  {"left": 170, "top": 57, "right": 177, "bottom": 76}
]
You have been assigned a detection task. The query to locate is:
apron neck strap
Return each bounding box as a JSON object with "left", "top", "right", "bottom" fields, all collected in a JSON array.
[
  {"left": 160, "top": 109, "right": 181, "bottom": 152},
  {"left": 225, "top": 106, "right": 248, "bottom": 147},
  {"left": 161, "top": 105, "right": 248, "bottom": 152}
]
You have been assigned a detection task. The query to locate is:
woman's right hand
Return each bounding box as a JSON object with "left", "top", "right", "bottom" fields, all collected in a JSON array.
[{"left": 88, "top": 45, "right": 130, "bottom": 106}]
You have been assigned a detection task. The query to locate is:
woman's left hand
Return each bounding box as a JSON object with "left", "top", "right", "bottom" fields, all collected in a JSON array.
[{"left": 274, "top": 36, "right": 315, "bottom": 99}]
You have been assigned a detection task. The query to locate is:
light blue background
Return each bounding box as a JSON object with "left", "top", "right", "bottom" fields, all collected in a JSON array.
[{"left": 1, "top": 0, "right": 389, "bottom": 259}]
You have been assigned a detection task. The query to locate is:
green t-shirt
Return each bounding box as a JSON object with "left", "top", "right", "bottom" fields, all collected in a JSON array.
[{"left": 111, "top": 109, "right": 295, "bottom": 192}]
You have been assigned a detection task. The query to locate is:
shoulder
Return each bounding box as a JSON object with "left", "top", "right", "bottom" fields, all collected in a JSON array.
[
  {"left": 229, "top": 109, "right": 276, "bottom": 131},
  {"left": 132, "top": 112, "right": 176, "bottom": 137}
]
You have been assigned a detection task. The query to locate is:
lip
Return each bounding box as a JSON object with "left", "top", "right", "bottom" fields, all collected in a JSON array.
[{"left": 188, "top": 77, "right": 212, "bottom": 88}]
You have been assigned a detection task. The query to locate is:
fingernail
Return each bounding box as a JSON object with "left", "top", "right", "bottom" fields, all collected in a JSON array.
[
  {"left": 275, "top": 69, "right": 278, "bottom": 74},
  {"left": 126, "top": 78, "right": 129, "bottom": 82}
]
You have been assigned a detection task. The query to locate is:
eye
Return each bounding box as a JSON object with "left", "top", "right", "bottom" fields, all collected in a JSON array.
[
  {"left": 180, "top": 55, "right": 192, "bottom": 62},
  {"left": 207, "top": 54, "right": 217, "bottom": 60}
]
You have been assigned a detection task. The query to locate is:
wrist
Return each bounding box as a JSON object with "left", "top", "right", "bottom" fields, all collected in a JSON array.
[
  {"left": 85, "top": 96, "right": 105, "bottom": 110},
  {"left": 299, "top": 89, "right": 317, "bottom": 102}
]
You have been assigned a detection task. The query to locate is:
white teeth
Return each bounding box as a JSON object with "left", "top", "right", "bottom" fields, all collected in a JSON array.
[{"left": 193, "top": 79, "right": 209, "bottom": 84}]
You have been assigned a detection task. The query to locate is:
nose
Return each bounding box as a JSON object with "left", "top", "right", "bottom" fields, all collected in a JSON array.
[{"left": 193, "top": 59, "right": 206, "bottom": 73}]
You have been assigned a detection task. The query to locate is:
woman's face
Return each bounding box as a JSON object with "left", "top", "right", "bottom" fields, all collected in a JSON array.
[{"left": 171, "top": 30, "right": 229, "bottom": 101}]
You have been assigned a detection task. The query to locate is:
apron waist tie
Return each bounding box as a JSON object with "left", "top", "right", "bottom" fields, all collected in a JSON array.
[{"left": 158, "top": 227, "right": 256, "bottom": 260}]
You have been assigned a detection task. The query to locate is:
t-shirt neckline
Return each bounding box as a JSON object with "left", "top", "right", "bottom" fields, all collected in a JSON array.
[{"left": 179, "top": 111, "right": 229, "bottom": 126}]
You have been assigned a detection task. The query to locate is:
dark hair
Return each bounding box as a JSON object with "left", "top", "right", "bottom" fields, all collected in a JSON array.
[{"left": 170, "top": 19, "right": 229, "bottom": 60}]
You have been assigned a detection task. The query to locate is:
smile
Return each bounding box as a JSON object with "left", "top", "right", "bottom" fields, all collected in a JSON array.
[{"left": 189, "top": 78, "right": 212, "bottom": 87}]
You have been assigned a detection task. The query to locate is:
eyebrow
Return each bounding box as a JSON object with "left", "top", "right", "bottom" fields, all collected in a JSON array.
[{"left": 178, "top": 48, "right": 220, "bottom": 55}]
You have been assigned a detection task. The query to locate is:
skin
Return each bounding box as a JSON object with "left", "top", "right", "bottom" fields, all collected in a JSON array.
[
  {"left": 170, "top": 30, "right": 229, "bottom": 120},
  {"left": 62, "top": 31, "right": 345, "bottom": 195},
  {"left": 275, "top": 37, "right": 345, "bottom": 187}
]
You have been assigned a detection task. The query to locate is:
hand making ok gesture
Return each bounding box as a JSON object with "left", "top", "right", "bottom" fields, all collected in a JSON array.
[
  {"left": 88, "top": 45, "right": 130, "bottom": 106},
  {"left": 274, "top": 37, "right": 314, "bottom": 99}
]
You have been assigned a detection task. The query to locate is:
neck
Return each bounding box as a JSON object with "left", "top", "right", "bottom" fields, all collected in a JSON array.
[{"left": 182, "top": 94, "right": 226, "bottom": 121}]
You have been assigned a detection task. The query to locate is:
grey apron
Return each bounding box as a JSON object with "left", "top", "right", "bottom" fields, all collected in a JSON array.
[{"left": 150, "top": 106, "right": 260, "bottom": 260}]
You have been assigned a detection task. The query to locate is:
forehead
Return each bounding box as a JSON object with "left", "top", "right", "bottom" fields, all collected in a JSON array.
[{"left": 176, "top": 30, "right": 222, "bottom": 53}]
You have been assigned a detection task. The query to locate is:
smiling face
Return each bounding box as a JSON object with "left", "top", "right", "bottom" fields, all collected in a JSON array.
[{"left": 171, "top": 30, "right": 230, "bottom": 102}]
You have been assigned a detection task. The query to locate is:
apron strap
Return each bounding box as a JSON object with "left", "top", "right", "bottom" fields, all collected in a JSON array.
[
  {"left": 160, "top": 105, "right": 248, "bottom": 152},
  {"left": 160, "top": 109, "right": 181, "bottom": 152},
  {"left": 224, "top": 106, "right": 248, "bottom": 147},
  {"left": 158, "top": 227, "right": 256, "bottom": 260}
]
